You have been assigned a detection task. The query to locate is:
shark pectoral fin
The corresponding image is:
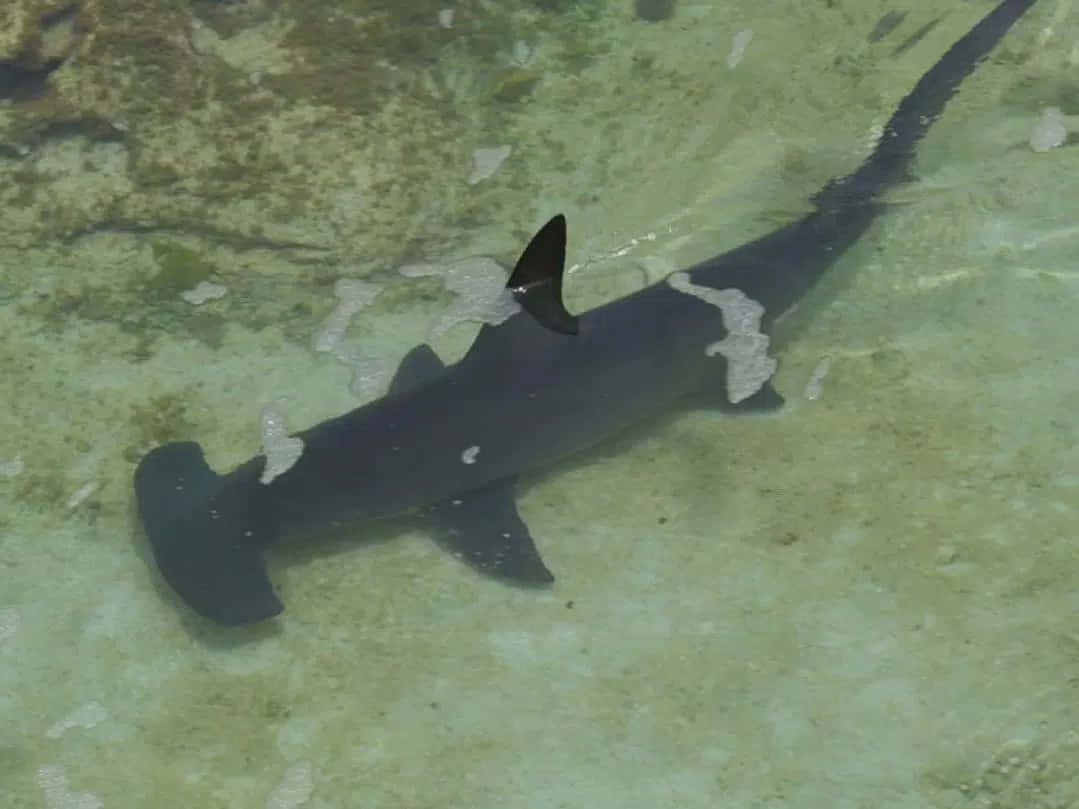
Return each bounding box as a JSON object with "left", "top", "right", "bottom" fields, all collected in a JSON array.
[
  {"left": 507, "top": 213, "right": 579, "bottom": 336},
  {"left": 693, "top": 379, "right": 786, "bottom": 413},
  {"left": 389, "top": 343, "right": 445, "bottom": 394},
  {"left": 427, "top": 479, "right": 555, "bottom": 585}
]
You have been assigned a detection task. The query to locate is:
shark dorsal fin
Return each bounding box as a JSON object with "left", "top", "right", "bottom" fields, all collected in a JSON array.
[{"left": 506, "top": 214, "right": 579, "bottom": 336}]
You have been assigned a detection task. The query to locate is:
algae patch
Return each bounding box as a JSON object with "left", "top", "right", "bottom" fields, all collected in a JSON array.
[
  {"left": 149, "top": 241, "right": 217, "bottom": 297},
  {"left": 126, "top": 392, "right": 197, "bottom": 460}
]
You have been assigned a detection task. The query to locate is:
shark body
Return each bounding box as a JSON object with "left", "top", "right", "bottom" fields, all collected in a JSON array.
[{"left": 135, "top": 0, "right": 1037, "bottom": 625}]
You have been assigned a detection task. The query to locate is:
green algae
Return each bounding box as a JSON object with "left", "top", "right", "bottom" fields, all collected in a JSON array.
[
  {"left": 128, "top": 391, "right": 196, "bottom": 451},
  {"left": 490, "top": 68, "right": 543, "bottom": 103},
  {"left": 149, "top": 241, "right": 216, "bottom": 296}
]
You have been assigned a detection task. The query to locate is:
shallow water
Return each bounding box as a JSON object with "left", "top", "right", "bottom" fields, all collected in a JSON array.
[{"left": 2, "top": 1, "right": 1078, "bottom": 807}]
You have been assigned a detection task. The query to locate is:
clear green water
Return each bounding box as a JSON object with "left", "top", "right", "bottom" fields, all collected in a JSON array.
[{"left": 2, "top": 1, "right": 1077, "bottom": 807}]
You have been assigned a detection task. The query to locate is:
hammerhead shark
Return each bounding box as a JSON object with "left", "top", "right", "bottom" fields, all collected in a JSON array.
[{"left": 135, "top": 0, "right": 1037, "bottom": 625}]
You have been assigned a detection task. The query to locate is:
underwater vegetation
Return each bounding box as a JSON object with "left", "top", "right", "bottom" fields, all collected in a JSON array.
[{"left": 634, "top": 0, "right": 677, "bottom": 22}]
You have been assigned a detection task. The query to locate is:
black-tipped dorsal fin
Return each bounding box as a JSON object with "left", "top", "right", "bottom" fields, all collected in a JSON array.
[{"left": 507, "top": 214, "right": 579, "bottom": 336}]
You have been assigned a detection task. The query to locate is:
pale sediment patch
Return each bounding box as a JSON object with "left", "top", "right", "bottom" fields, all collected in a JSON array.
[
  {"left": 259, "top": 403, "right": 304, "bottom": 484},
  {"left": 37, "top": 765, "right": 103, "bottom": 809},
  {"left": 400, "top": 258, "right": 521, "bottom": 337},
  {"left": 0, "top": 606, "right": 17, "bottom": 643},
  {"left": 467, "top": 145, "right": 512, "bottom": 185},
  {"left": 0, "top": 455, "right": 23, "bottom": 478},
  {"left": 180, "top": 281, "right": 228, "bottom": 305},
  {"left": 804, "top": 356, "right": 832, "bottom": 400},
  {"left": 727, "top": 29, "right": 753, "bottom": 69},
  {"left": 667, "top": 271, "right": 777, "bottom": 403},
  {"left": 266, "top": 761, "right": 314, "bottom": 809},
  {"left": 313, "top": 278, "right": 389, "bottom": 398},
  {"left": 45, "top": 701, "right": 108, "bottom": 740}
]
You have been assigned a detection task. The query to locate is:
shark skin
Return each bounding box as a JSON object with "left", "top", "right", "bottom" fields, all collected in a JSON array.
[{"left": 134, "top": 0, "right": 1038, "bottom": 626}]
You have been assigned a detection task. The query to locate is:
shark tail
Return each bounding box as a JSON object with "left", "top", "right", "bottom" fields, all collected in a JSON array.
[
  {"left": 812, "top": 0, "right": 1036, "bottom": 211},
  {"left": 134, "top": 441, "right": 283, "bottom": 625}
]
